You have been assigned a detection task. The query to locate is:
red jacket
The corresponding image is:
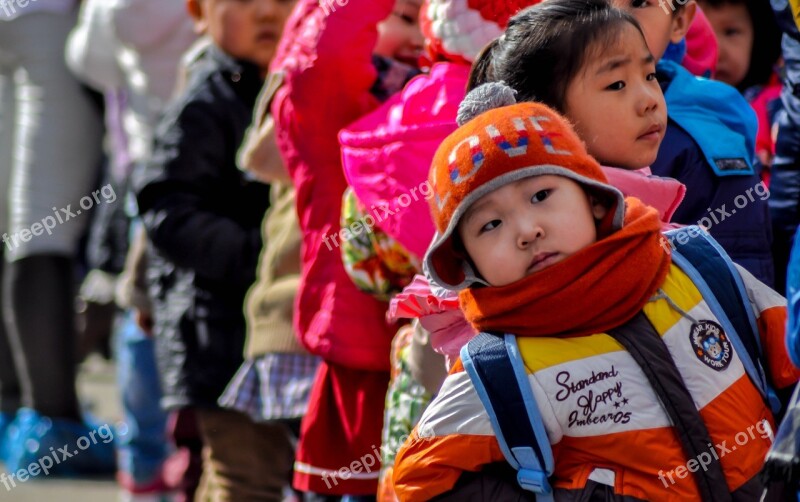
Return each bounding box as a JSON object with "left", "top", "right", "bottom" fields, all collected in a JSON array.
[{"left": 271, "top": 0, "right": 396, "bottom": 371}]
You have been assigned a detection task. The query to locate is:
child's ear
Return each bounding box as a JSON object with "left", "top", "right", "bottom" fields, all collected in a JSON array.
[
  {"left": 669, "top": 1, "right": 696, "bottom": 44},
  {"left": 186, "top": 0, "right": 208, "bottom": 35}
]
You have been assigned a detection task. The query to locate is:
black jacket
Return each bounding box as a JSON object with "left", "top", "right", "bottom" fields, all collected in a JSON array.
[{"left": 133, "top": 43, "right": 269, "bottom": 409}]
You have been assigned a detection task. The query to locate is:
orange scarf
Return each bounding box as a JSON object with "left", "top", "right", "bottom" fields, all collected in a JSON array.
[{"left": 459, "top": 198, "right": 671, "bottom": 338}]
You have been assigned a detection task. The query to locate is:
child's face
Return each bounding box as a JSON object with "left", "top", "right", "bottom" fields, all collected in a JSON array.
[
  {"left": 374, "top": 0, "right": 424, "bottom": 67},
  {"left": 610, "top": 0, "right": 696, "bottom": 61},
  {"left": 563, "top": 23, "right": 667, "bottom": 169},
  {"left": 457, "top": 175, "right": 607, "bottom": 287},
  {"left": 188, "top": 0, "right": 296, "bottom": 72},
  {"left": 701, "top": 2, "right": 753, "bottom": 87}
]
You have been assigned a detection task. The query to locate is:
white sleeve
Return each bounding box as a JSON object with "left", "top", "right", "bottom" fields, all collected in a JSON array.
[{"left": 65, "top": 0, "right": 124, "bottom": 91}]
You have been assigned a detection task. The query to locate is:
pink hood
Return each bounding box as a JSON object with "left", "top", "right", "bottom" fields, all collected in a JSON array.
[
  {"left": 339, "top": 62, "right": 469, "bottom": 259},
  {"left": 601, "top": 166, "right": 686, "bottom": 229}
]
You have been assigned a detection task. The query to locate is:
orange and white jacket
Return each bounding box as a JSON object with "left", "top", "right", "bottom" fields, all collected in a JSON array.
[{"left": 393, "top": 264, "right": 800, "bottom": 501}]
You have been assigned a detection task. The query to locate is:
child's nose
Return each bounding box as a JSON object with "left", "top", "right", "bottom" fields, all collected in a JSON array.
[
  {"left": 410, "top": 26, "right": 424, "bottom": 51},
  {"left": 257, "top": 0, "right": 281, "bottom": 18},
  {"left": 517, "top": 219, "right": 544, "bottom": 248},
  {"left": 638, "top": 86, "right": 661, "bottom": 116}
]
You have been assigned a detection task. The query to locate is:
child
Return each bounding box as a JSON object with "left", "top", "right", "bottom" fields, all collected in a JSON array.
[
  {"left": 391, "top": 92, "right": 799, "bottom": 501},
  {"left": 132, "top": 0, "right": 290, "bottom": 498},
  {"left": 217, "top": 69, "right": 321, "bottom": 502},
  {"left": 269, "top": 0, "right": 424, "bottom": 497},
  {"left": 607, "top": 0, "right": 774, "bottom": 287},
  {"left": 698, "top": 0, "right": 781, "bottom": 91}
]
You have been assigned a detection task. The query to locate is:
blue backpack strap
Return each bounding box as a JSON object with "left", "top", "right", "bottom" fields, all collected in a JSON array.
[
  {"left": 664, "top": 226, "right": 780, "bottom": 412},
  {"left": 461, "top": 333, "right": 554, "bottom": 500}
]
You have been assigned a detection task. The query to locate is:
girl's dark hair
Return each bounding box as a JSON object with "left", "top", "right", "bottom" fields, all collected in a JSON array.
[
  {"left": 699, "top": 0, "right": 782, "bottom": 91},
  {"left": 467, "top": 0, "right": 645, "bottom": 113}
]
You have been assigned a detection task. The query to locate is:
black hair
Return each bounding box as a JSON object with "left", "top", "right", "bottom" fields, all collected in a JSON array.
[
  {"left": 467, "top": 0, "right": 646, "bottom": 114},
  {"left": 697, "top": 0, "right": 782, "bottom": 91}
]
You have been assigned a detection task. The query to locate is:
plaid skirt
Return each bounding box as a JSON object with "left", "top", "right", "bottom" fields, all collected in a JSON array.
[{"left": 219, "top": 353, "right": 320, "bottom": 422}]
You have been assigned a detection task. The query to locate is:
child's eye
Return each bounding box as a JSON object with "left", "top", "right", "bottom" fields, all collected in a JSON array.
[
  {"left": 631, "top": 0, "right": 648, "bottom": 8},
  {"left": 531, "top": 190, "right": 550, "bottom": 203},
  {"left": 606, "top": 81, "right": 626, "bottom": 91},
  {"left": 646, "top": 72, "right": 657, "bottom": 81},
  {"left": 393, "top": 12, "right": 417, "bottom": 25},
  {"left": 724, "top": 28, "right": 741, "bottom": 37},
  {"left": 480, "top": 220, "right": 502, "bottom": 233}
]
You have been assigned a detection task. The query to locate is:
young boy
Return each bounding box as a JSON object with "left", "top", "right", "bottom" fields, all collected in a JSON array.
[
  {"left": 133, "top": 0, "right": 295, "bottom": 499},
  {"left": 611, "top": 0, "right": 775, "bottom": 288},
  {"left": 391, "top": 98, "right": 799, "bottom": 500}
]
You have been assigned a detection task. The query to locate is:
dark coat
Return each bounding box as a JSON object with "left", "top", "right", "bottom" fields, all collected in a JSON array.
[
  {"left": 653, "top": 62, "right": 774, "bottom": 287},
  {"left": 133, "top": 43, "right": 269, "bottom": 409}
]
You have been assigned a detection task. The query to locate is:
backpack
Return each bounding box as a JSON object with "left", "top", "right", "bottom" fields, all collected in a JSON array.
[{"left": 461, "top": 226, "right": 780, "bottom": 499}]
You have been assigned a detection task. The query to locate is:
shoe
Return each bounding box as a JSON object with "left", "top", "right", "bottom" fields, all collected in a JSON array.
[
  {"left": 118, "top": 468, "right": 177, "bottom": 502},
  {"left": 120, "top": 493, "right": 176, "bottom": 502},
  {"left": 0, "top": 411, "right": 13, "bottom": 463},
  {"left": 4, "top": 408, "right": 116, "bottom": 477}
]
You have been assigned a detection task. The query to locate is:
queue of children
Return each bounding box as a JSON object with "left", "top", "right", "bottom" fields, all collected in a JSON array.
[{"left": 0, "top": 0, "right": 799, "bottom": 500}]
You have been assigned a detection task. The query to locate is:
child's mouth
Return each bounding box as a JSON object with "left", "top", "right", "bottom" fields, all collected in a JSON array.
[
  {"left": 637, "top": 123, "right": 663, "bottom": 142},
  {"left": 528, "top": 252, "right": 559, "bottom": 273},
  {"left": 256, "top": 30, "right": 278, "bottom": 43}
]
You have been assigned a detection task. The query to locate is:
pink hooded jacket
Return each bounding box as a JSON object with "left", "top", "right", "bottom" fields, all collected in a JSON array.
[
  {"left": 270, "top": 0, "right": 396, "bottom": 371},
  {"left": 339, "top": 63, "right": 468, "bottom": 259}
]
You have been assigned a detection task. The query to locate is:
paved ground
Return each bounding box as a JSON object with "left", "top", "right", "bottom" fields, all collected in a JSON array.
[{"left": 1, "top": 355, "right": 122, "bottom": 501}]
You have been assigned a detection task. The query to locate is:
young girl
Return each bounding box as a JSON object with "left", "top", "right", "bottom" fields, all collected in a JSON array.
[
  {"left": 391, "top": 90, "right": 798, "bottom": 502},
  {"left": 472, "top": 0, "right": 773, "bottom": 288},
  {"left": 270, "top": 0, "right": 425, "bottom": 497}
]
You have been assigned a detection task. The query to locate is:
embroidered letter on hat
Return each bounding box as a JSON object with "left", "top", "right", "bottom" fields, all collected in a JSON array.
[
  {"left": 448, "top": 135, "right": 483, "bottom": 184},
  {"left": 528, "top": 116, "right": 571, "bottom": 155},
  {"left": 434, "top": 191, "right": 449, "bottom": 211},
  {"left": 487, "top": 118, "right": 529, "bottom": 157}
]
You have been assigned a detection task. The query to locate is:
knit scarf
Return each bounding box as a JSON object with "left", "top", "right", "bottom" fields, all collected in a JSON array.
[{"left": 459, "top": 198, "right": 671, "bottom": 338}]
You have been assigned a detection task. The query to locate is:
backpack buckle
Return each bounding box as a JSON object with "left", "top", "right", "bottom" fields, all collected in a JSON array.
[{"left": 517, "top": 468, "right": 552, "bottom": 494}]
